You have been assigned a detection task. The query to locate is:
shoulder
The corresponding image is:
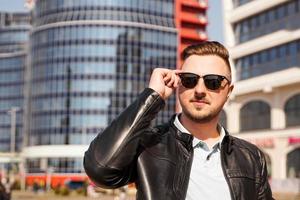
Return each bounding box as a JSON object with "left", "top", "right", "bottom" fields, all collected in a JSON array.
[
  {"left": 139, "top": 122, "right": 171, "bottom": 147},
  {"left": 153, "top": 122, "right": 171, "bottom": 134},
  {"left": 228, "top": 135, "right": 265, "bottom": 159}
]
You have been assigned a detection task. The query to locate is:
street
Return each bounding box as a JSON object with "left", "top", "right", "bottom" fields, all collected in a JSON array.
[
  {"left": 12, "top": 190, "right": 136, "bottom": 200},
  {"left": 11, "top": 190, "right": 300, "bottom": 200}
]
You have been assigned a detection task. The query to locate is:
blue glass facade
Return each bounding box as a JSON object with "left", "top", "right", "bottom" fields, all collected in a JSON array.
[
  {"left": 0, "top": 12, "right": 31, "bottom": 152},
  {"left": 0, "top": 55, "right": 25, "bottom": 152},
  {"left": 233, "top": 0, "right": 300, "bottom": 80},
  {"left": 33, "top": 0, "right": 174, "bottom": 26},
  {"left": 235, "top": 39, "right": 300, "bottom": 80},
  {"left": 29, "top": 0, "right": 177, "bottom": 147},
  {"left": 234, "top": 0, "right": 300, "bottom": 44}
]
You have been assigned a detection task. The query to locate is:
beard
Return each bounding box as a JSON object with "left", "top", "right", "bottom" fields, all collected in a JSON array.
[{"left": 181, "top": 103, "right": 223, "bottom": 123}]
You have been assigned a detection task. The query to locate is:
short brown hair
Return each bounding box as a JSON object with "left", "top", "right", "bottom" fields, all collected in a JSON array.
[{"left": 182, "top": 41, "right": 231, "bottom": 74}]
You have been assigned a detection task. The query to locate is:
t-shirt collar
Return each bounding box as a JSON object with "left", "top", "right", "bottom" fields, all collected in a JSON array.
[{"left": 173, "top": 113, "right": 226, "bottom": 149}]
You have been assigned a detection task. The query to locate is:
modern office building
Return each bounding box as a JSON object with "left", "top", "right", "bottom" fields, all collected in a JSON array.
[
  {"left": 0, "top": 12, "right": 31, "bottom": 178},
  {"left": 175, "top": 0, "right": 208, "bottom": 66},
  {"left": 223, "top": 0, "right": 300, "bottom": 192},
  {"left": 24, "top": 0, "right": 178, "bottom": 186}
]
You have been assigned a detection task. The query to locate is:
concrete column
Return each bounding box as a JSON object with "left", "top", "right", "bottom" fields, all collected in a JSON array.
[
  {"left": 225, "top": 101, "right": 241, "bottom": 134},
  {"left": 270, "top": 137, "right": 288, "bottom": 179},
  {"left": 223, "top": 0, "right": 235, "bottom": 47},
  {"left": 271, "top": 93, "right": 285, "bottom": 129},
  {"left": 18, "top": 160, "right": 26, "bottom": 190},
  {"left": 40, "top": 158, "right": 48, "bottom": 171}
]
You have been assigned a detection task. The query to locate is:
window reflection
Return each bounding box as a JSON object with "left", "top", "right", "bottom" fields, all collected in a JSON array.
[
  {"left": 0, "top": 54, "right": 25, "bottom": 152},
  {"left": 30, "top": 8, "right": 177, "bottom": 145}
]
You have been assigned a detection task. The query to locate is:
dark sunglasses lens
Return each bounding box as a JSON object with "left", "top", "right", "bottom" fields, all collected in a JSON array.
[
  {"left": 204, "top": 75, "right": 222, "bottom": 90},
  {"left": 180, "top": 74, "right": 199, "bottom": 88}
]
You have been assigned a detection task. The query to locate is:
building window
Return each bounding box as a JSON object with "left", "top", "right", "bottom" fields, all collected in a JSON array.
[
  {"left": 240, "top": 100, "right": 271, "bottom": 131},
  {"left": 234, "top": 0, "right": 300, "bottom": 43},
  {"left": 26, "top": 158, "right": 43, "bottom": 173},
  {"left": 233, "top": 0, "right": 253, "bottom": 8},
  {"left": 235, "top": 39, "right": 300, "bottom": 80},
  {"left": 287, "top": 148, "right": 300, "bottom": 178},
  {"left": 48, "top": 158, "right": 83, "bottom": 173},
  {"left": 285, "top": 93, "right": 300, "bottom": 127}
]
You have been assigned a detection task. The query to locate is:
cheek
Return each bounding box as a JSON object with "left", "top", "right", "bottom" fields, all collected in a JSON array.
[
  {"left": 178, "top": 88, "right": 192, "bottom": 101},
  {"left": 211, "top": 93, "right": 228, "bottom": 106}
]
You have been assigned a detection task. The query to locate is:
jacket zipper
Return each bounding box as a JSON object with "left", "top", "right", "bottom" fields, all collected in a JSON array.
[
  {"left": 220, "top": 147, "right": 235, "bottom": 200},
  {"left": 175, "top": 137, "right": 194, "bottom": 199}
]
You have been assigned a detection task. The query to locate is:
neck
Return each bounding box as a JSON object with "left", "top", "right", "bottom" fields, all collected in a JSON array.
[{"left": 179, "top": 113, "right": 220, "bottom": 141}]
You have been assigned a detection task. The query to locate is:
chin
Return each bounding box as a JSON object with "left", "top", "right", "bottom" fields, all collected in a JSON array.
[
  {"left": 185, "top": 111, "right": 213, "bottom": 122},
  {"left": 189, "top": 115, "right": 214, "bottom": 123}
]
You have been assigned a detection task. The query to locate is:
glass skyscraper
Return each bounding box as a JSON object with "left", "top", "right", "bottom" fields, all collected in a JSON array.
[
  {"left": 0, "top": 12, "right": 30, "bottom": 182},
  {"left": 25, "top": 0, "right": 177, "bottom": 181},
  {"left": 0, "top": 12, "right": 31, "bottom": 152}
]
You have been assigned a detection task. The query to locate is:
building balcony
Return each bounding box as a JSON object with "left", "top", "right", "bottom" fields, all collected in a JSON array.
[
  {"left": 181, "top": 0, "right": 208, "bottom": 10},
  {"left": 180, "top": 28, "right": 207, "bottom": 41},
  {"left": 180, "top": 12, "right": 207, "bottom": 25}
]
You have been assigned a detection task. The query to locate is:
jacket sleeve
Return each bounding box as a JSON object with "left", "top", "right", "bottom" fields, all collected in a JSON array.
[
  {"left": 258, "top": 150, "right": 274, "bottom": 200},
  {"left": 83, "top": 88, "right": 165, "bottom": 189}
]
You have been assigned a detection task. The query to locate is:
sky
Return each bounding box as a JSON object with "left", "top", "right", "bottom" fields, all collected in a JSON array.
[
  {"left": 207, "top": 1, "right": 224, "bottom": 42},
  {"left": 0, "top": 0, "right": 224, "bottom": 42},
  {"left": 1, "top": 0, "right": 26, "bottom": 12}
]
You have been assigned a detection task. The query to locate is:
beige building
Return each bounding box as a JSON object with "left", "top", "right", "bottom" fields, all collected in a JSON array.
[{"left": 223, "top": 0, "right": 300, "bottom": 193}]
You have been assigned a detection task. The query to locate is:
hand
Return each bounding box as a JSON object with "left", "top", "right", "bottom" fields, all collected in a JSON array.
[{"left": 148, "top": 68, "right": 182, "bottom": 100}]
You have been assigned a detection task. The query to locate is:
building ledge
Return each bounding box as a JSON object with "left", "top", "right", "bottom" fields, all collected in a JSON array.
[
  {"left": 234, "top": 126, "right": 300, "bottom": 149},
  {"left": 229, "top": 0, "right": 289, "bottom": 23},
  {"left": 21, "top": 145, "right": 89, "bottom": 158},
  {"left": 230, "top": 29, "right": 300, "bottom": 59},
  {"left": 0, "top": 51, "right": 27, "bottom": 57},
  {"left": 235, "top": 126, "right": 300, "bottom": 139},
  {"left": 232, "top": 67, "right": 300, "bottom": 97},
  {"left": 0, "top": 153, "right": 21, "bottom": 162},
  {"left": 181, "top": 0, "right": 208, "bottom": 10}
]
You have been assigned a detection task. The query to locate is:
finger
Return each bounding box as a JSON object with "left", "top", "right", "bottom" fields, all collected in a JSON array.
[
  {"left": 173, "top": 73, "right": 180, "bottom": 88},
  {"left": 170, "top": 72, "right": 177, "bottom": 87},
  {"left": 168, "top": 72, "right": 178, "bottom": 88},
  {"left": 174, "top": 69, "right": 183, "bottom": 75},
  {"left": 163, "top": 71, "right": 172, "bottom": 82},
  {"left": 166, "top": 74, "right": 175, "bottom": 87}
]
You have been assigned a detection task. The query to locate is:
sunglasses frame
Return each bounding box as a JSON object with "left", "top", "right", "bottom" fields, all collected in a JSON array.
[{"left": 178, "top": 72, "right": 231, "bottom": 90}]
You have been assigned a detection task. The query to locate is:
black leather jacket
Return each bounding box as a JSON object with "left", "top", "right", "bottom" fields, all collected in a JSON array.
[{"left": 84, "top": 88, "right": 273, "bottom": 200}]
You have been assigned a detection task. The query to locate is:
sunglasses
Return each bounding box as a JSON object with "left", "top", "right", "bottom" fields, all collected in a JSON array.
[{"left": 178, "top": 72, "right": 231, "bottom": 90}]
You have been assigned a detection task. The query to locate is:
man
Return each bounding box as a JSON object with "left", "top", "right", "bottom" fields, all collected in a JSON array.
[
  {"left": 84, "top": 41, "right": 273, "bottom": 200},
  {"left": 0, "top": 178, "right": 11, "bottom": 200}
]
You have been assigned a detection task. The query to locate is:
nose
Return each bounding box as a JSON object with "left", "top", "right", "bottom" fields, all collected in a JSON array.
[{"left": 194, "top": 78, "right": 207, "bottom": 95}]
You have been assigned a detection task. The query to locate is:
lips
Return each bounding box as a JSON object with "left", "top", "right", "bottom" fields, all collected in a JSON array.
[{"left": 190, "top": 99, "right": 210, "bottom": 105}]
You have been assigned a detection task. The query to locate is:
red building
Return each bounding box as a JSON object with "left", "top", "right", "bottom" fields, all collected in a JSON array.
[{"left": 176, "top": 0, "right": 208, "bottom": 67}]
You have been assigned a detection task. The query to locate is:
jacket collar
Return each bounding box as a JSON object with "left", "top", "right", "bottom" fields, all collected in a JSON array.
[
  {"left": 168, "top": 114, "right": 233, "bottom": 153},
  {"left": 169, "top": 114, "right": 194, "bottom": 151},
  {"left": 222, "top": 129, "right": 233, "bottom": 154}
]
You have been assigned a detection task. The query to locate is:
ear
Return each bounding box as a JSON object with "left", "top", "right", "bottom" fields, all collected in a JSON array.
[{"left": 227, "top": 84, "right": 234, "bottom": 99}]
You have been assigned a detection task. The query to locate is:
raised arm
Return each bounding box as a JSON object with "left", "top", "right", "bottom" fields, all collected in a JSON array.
[{"left": 83, "top": 68, "right": 181, "bottom": 188}]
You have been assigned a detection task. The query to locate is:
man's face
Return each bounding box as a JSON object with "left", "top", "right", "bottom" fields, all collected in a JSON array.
[{"left": 178, "top": 54, "right": 233, "bottom": 123}]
